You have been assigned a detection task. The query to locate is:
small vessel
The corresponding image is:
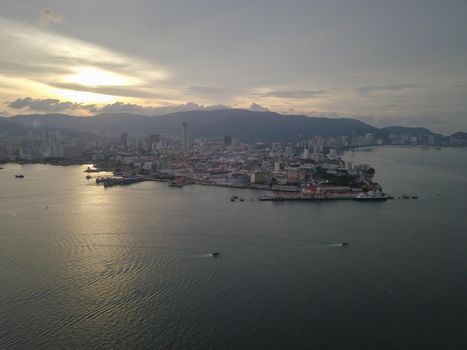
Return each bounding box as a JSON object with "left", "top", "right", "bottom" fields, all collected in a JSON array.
[
  {"left": 411, "top": 196, "right": 418, "bottom": 199},
  {"left": 168, "top": 181, "right": 183, "bottom": 188},
  {"left": 239, "top": 197, "right": 245, "bottom": 202},
  {"left": 84, "top": 166, "right": 99, "bottom": 173},
  {"left": 15, "top": 174, "right": 24, "bottom": 178},
  {"left": 341, "top": 242, "right": 350, "bottom": 247},
  {"left": 86, "top": 175, "right": 92, "bottom": 180},
  {"left": 355, "top": 191, "right": 388, "bottom": 201},
  {"left": 402, "top": 195, "right": 410, "bottom": 199},
  {"left": 212, "top": 252, "right": 221, "bottom": 257},
  {"left": 230, "top": 195, "right": 238, "bottom": 202},
  {"left": 95, "top": 176, "right": 109, "bottom": 184}
]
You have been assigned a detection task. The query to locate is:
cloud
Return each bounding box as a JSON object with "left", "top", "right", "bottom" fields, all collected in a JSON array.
[
  {"left": 50, "top": 82, "right": 175, "bottom": 100},
  {"left": 188, "top": 86, "right": 228, "bottom": 95},
  {"left": 249, "top": 103, "right": 269, "bottom": 112},
  {"left": 8, "top": 97, "right": 97, "bottom": 113},
  {"left": 354, "top": 83, "right": 424, "bottom": 96},
  {"left": 0, "top": 18, "right": 171, "bottom": 103},
  {"left": 6, "top": 97, "right": 230, "bottom": 116},
  {"left": 37, "top": 8, "right": 64, "bottom": 26},
  {"left": 256, "top": 89, "right": 326, "bottom": 99}
]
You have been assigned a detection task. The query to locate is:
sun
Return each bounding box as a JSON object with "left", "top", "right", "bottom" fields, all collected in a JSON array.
[
  {"left": 53, "top": 66, "right": 143, "bottom": 104},
  {"left": 55, "top": 89, "right": 117, "bottom": 104},
  {"left": 64, "top": 66, "right": 134, "bottom": 87}
]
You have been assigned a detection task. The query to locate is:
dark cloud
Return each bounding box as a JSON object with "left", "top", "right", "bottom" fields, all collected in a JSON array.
[
  {"left": 37, "top": 8, "right": 64, "bottom": 26},
  {"left": 8, "top": 97, "right": 97, "bottom": 113},
  {"left": 249, "top": 103, "right": 269, "bottom": 112},
  {"left": 257, "top": 90, "right": 326, "bottom": 99},
  {"left": 0, "top": 61, "right": 71, "bottom": 80},
  {"left": 7, "top": 97, "right": 230, "bottom": 116},
  {"left": 50, "top": 82, "right": 174, "bottom": 100},
  {"left": 354, "top": 83, "right": 424, "bottom": 96}
]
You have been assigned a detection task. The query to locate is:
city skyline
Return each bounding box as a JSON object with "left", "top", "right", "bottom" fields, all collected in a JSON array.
[{"left": 1, "top": 0, "right": 467, "bottom": 134}]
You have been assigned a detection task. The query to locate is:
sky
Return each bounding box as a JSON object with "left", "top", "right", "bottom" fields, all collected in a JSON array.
[{"left": 0, "top": 0, "right": 466, "bottom": 133}]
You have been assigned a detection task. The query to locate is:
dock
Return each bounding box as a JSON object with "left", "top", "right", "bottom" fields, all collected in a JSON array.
[{"left": 258, "top": 194, "right": 393, "bottom": 201}]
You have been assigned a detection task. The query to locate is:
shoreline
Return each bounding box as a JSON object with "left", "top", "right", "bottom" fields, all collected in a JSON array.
[{"left": 2, "top": 145, "right": 464, "bottom": 166}]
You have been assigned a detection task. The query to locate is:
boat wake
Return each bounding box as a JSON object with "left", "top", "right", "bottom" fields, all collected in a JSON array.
[
  {"left": 0, "top": 207, "right": 27, "bottom": 217},
  {"left": 194, "top": 253, "right": 219, "bottom": 259}
]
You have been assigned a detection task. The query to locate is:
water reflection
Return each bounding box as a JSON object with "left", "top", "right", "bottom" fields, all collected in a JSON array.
[{"left": 1, "top": 149, "right": 466, "bottom": 349}]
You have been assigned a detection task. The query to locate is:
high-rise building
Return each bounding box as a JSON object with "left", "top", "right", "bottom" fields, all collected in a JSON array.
[
  {"left": 149, "top": 134, "right": 160, "bottom": 145},
  {"left": 120, "top": 132, "right": 129, "bottom": 149},
  {"left": 149, "top": 134, "right": 160, "bottom": 151},
  {"left": 274, "top": 161, "right": 281, "bottom": 173},
  {"left": 40, "top": 130, "right": 61, "bottom": 158},
  {"left": 182, "top": 122, "right": 188, "bottom": 153}
]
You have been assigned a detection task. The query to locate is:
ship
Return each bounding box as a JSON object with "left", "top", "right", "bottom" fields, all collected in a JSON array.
[
  {"left": 15, "top": 174, "right": 24, "bottom": 178},
  {"left": 355, "top": 191, "right": 390, "bottom": 201},
  {"left": 102, "top": 177, "right": 146, "bottom": 188}
]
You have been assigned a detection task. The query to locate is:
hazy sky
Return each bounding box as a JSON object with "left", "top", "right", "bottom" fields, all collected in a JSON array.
[{"left": 1, "top": 0, "right": 466, "bottom": 133}]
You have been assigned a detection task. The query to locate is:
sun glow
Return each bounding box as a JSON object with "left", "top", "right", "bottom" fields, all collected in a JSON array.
[
  {"left": 55, "top": 89, "right": 118, "bottom": 104},
  {"left": 64, "top": 66, "right": 136, "bottom": 87}
]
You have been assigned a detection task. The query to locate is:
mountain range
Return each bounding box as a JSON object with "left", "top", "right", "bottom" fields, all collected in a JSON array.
[{"left": 0, "top": 109, "right": 454, "bottom": 142}]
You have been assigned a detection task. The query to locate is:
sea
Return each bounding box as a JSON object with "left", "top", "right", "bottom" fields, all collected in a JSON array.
[{"left": 0, "top": 146, "right": 466, "bottom": 349}]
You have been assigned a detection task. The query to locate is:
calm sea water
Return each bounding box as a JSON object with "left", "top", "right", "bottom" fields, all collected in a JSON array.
[{"left": 1, "top": 146, "right": 466, "bottom": 349}]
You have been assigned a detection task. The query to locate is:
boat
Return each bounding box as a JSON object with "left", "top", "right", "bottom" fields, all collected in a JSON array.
[
  {"left": 239, "top": 197, "right": 245, "bottom": 202},
  {"left": 86, "top": 175, "right": 92, "bottom": 180},
  {"left": 84, "top": 166, "right": 99, "bottom": 173},
  {"left": 341, "top": 242, "right": 350, "bottom": 247},
  {"left": 102, "top": 177, "right": 146, "bottom": 188},
  {"left": 402, "top": 195, "right": 410, "bottom": 199},
  {"left": 212, "top": 252, "right": 221, "bottom": 257},
  {"left": 15, "top": 175, "right": 24, "bottom": 178},
  {"left": 412, "top": 196, "right": 418, "bottom": 199},
  {"left": 168, "top": 181, "right": 183, "bottom": 188},
  {"left": 95, "top": 176, "right": 111, "bottom": 184},
  {"left": 230, "top": 195, "right": 238, "bottom": 201},
  {"left": 355, "top": 191, "right": 389, "bottom": 201}
]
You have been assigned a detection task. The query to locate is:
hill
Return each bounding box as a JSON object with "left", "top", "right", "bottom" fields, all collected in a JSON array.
[
  {"left": 381, "top": 126, "right": 437, "bottom": 136},
  {"left": 0, "top": 117, "right": 32, "bottom": 136},
  {"left": 450, "top": 131, "right": 467, "bottom": 140},
  {"left": 3, "top": 109, "right": 443, "bottom": 142},
  {"left": 7, "top": 109, "right": 382, "bottom": 142}
]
